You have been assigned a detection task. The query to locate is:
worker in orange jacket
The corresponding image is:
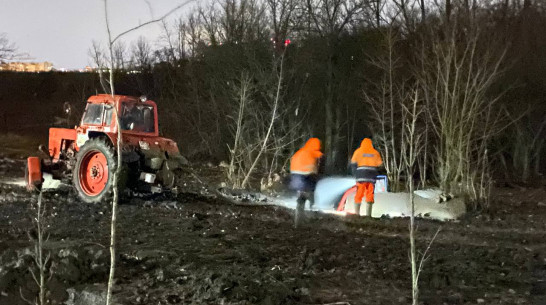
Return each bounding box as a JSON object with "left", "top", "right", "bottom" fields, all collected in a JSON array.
[
  {"left": 350, "top": 138, "right": 383, "bottom": 217},
  {"left": 289, "top": 138, "right": 324, "bottom": 227}
]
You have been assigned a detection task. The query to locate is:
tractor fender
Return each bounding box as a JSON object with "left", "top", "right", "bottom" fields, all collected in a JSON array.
[
  {"left": 75, "top": 131, "right": 109, "bottom": 149},
  {"left": 86, "top": 132, "right": 140, "bottom": 163},
  {"left": 76, "top": 132, "right": 89, "bottom": 148},
  {"left": 85, "top": 131, "right": 115, "bottom": 146}
]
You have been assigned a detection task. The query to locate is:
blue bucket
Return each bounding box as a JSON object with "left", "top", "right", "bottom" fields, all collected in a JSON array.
[{"left": 375, "top": 175, "right": 388, "bottom": 193}]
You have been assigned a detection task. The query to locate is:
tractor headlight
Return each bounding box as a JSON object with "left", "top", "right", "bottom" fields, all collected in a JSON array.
[{"left": 139, "top": 141, "right": 150, "bottom": 150}]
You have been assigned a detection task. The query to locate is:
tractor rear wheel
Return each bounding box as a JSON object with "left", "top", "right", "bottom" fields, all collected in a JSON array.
[{"left": 73, "top": 138, "right": 117, "bottom": 204}]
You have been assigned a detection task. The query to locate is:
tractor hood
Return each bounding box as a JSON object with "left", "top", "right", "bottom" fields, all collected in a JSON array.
[{"left": 122, "top": 134, "right": 180, "bottom": 154}]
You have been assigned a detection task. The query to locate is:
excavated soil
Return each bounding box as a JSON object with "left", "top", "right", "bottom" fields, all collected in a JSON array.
[{"left": 1, "top": 155, "right": 546, "bottom": 305}]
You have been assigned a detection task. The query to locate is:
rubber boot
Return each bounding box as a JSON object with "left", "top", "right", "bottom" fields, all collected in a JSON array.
[
  {"left": 295, "top": 196, "right": 305, "bottom": 228},
  {"left": 308, "top": 192, "right": 315, "bottom": 210},
  {"left": 366, "top": 202, "right": 373, "bottom": 217},
  {"left": 354, "top": 203, "right": 361, "bottom": 216}
]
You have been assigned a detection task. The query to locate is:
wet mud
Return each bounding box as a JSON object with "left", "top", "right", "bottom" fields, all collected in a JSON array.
[{"left": 1, "top": 157, "right": 546, "bottom": 304}]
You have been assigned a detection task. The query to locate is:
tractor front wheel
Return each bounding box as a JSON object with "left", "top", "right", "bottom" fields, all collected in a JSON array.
[{"left": 73, "top": 138, "right": 117, "bottom": 204}]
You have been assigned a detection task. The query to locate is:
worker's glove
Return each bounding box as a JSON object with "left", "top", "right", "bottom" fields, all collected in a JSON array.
[{"left": 317, "top": 156, "right": 326, "bottom": 176}]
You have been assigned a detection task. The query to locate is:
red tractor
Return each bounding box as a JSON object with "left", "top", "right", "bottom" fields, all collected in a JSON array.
[{"left": 26, "top": 94, "right": 187, "bottom": 203}]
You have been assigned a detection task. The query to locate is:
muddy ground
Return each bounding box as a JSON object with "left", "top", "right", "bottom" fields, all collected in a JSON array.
[{"left": 1, "top": 155, "right": 546, "bottom": 305}]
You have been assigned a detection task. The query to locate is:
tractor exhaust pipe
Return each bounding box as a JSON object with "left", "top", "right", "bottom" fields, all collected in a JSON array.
[{"left": 38, "top": 144, "right": 52, "bottom": 161}]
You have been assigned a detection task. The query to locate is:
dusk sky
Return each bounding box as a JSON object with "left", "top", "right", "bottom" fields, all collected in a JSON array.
[{"left": 0, "top": 0, "right": 200, "bottom": 70}]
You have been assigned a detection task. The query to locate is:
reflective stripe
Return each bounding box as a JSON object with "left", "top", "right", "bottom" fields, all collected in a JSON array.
[
  {"left": 355, "top": 166, "right": 378, "bottom": 182},
  {"left": 362, "top": 153, "right": 375, "bottom": 157},
  {"left": 290, "top": 170, "right": 312, "bottom": 175},
  {"left": 357, "top": 166, "right": 377, "bottom": 170}
]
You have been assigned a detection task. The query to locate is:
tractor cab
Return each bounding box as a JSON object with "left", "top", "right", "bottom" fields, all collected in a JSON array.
[
  {"left": 80, "top": 95, "right": 159, "bottom": 137},
  {"left": 119, "top": 102, "right": 155, "bottom": 133}
]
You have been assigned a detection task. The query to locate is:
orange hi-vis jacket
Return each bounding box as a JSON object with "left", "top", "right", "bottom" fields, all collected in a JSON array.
[
  {"left": 351, "top": 138, "right": 383, "bottom": 183},
  {"left": 290, "top": 138, "right": 323, "bottom": 175}
]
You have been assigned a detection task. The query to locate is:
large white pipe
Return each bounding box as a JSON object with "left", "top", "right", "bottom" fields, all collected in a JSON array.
[{"left": 276, "top": 176, "right": 465, "bottom": 221}]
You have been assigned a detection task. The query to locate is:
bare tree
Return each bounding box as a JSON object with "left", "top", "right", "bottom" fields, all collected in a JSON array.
[
  {"left": 224, "top": 52, "right": 290, "bottom": 189},
  {"left": 130, "top": 36, "right": 154, "bottom": 71},
  {"left": 102, "top": 4, "right": 122, "bottom": 305},
  {"left": 510, "top": 116, "right": 546, "bottom": 181},
  {"left": 402, "top": 88, "right": 441, "bottom": 305},
  {"left": 20, "top": 191, "right": 51, "bottom": 305},
  {"left": 416, "top": 28, "right": 507, "bottom": 208},
  {"left": 182, "top": 12, "right": 205, "bottom": 57},
  {"left": 304, "top": 0, "right": 365, "bottom": 172},
  {"left": 364, "top": 28, "right": 407, "bottom": 191},
  {"left": 99, "top": 2, "right": 198, "bottom": 305},
  {"left": 403, "top": 89, "right": 422, "bottom": 305},
  {"left": 266, "top": 0, "right": 299, "bottom": 52},
  {"left": 368, "top": 0, "right": 387, "bottom": 27},
  {"left": 88, "top": 41, "right": 110, "bottom": 94},
  {"left": 390, "top": 0, "right": 418, "bottom": 30},
  {"left": 227, "top": 71, "right": 254, "bottom": 187},
  {"left": 159, "top": 20, "right": 179, "bottom": 62},
  {"left": 199, "top": 3, "right": 222, "bottom": 46},
  {"left": 446, "top": 0, "right": 452, "bottom": 22},
  {"left": 241, "top": 51, "right": 285, "bottom": 188},
  {"left": 223, "top": 46, "right": 306, "bottom": 189},
  {"left": 112, "top": 41, "right": 127, "bottom": 70},
  {"left": 218, "top": 0, "right": 269, "bottom": 44},
  {"left": 0, "top": 33, "right": 19, "bottom": 61},
  {"left": 419, "top": 0, "right": 427, "bottom": 23},
  {"left": 195, "top": 0, "right": 270, "bottom": 47}
]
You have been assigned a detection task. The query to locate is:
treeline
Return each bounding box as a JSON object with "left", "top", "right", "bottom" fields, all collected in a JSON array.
[{"left": 4, "top": 0, "right": 546, "bottom": 207}]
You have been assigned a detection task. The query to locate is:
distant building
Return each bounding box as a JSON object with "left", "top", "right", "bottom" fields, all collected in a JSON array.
[{"left": 0, "top": 61, "right": 54, "bottom": 72}]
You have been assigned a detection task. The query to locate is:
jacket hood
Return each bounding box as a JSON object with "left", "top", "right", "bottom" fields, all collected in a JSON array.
[
  {"left": 360, "top": 138, "right": 374, "bottom": 150},
  {"left": 303, "top": 138, "right": 321, "bottom": 151}
]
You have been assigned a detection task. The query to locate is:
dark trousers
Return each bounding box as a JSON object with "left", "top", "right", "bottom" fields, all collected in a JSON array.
[
  {"left": 289, "top": 174, "right": 317, "bottom": 192},
  {"left": 291, "top": 174, "right": 317, "bottom": 228}
]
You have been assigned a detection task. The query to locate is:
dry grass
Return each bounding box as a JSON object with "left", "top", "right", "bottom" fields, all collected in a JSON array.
[{"left": 0, "top": 133, "right": 41, "bottom": 158}]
